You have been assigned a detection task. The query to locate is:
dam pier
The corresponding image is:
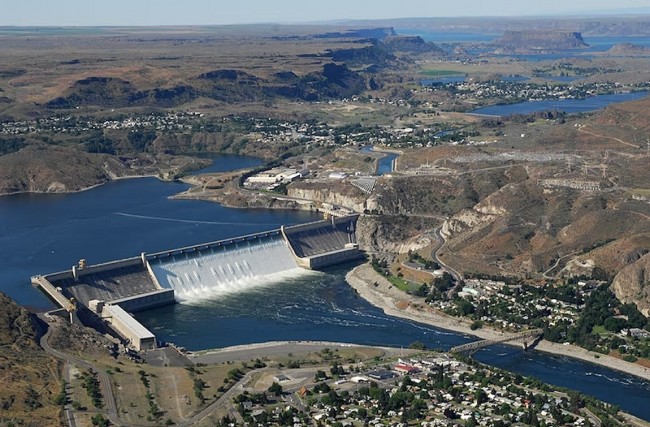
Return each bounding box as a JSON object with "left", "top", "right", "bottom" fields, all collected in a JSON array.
[{"left": 32, "top": 215, "right": 364, "bottom": 351}]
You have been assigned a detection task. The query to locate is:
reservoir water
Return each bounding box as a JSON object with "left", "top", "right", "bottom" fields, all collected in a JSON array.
[
  {"left": 471, "top": 91, "right": 649, "bottom": 117},
  {"left": 1, "top": 154, "right": 649, "bottom": 419}
]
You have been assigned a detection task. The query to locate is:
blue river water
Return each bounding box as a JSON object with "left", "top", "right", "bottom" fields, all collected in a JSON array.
[
  {"left": 360, "top": 146, "right": 398, "bottom": 175},
  {"left": 0, "top": 154, "right": 649, "bottom": 419},
  {"left": 472, "top": 91, "right": 650, "bottom": 117}
]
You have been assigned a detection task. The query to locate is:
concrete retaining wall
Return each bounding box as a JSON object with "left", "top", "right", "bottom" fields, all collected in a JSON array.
[
  {"left": 306, "top": 248, "right": 365, "bottom": 269},
  {"left": 76, "top": 257, "right": 143, "bottom": 277},
  {"left": 109, "top": 289, "right": 175, "bottom": 312},
  {"left": 283, "top": 215, "right": 360, "bottom": 235}
]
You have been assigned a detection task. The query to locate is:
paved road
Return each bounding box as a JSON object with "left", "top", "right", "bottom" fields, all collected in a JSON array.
[
  {"left": 177, "top": 368, "right": 264, "bottom": 426},
  {"left": 37, "top": 316, "right": 131, "bottom": 427},
  {"left": 432, "top": 227, "right": 462, "bottom": 282}
]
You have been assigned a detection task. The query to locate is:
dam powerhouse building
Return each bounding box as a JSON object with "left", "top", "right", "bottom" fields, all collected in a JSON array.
[{"left": 32, "top": 215, "right": 363, "bottom": 351}]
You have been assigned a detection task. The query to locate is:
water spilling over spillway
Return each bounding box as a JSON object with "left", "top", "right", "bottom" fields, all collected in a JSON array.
[{"left": 149, "top": 234, "right": 309, "bottom": 303}]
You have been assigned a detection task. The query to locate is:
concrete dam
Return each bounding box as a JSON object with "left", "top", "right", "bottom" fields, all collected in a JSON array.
[{"left": 32, "top": 215, "right": 363, "bottom": 350}]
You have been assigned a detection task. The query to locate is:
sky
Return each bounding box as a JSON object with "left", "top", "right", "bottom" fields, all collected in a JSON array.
[{"left": 1, "top": 0, "right": 649, "bottom": 26}]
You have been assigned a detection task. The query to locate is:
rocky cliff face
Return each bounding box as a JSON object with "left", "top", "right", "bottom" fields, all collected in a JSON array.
[
  {"left": 288, "top": 183, "right": 369, "bottom": 212},
  {"left": 357, "top": 215, "right": 438, "bottom": 255},
  {"left": 494, "top": 31, "right": 589, "bottom": 50},
  {"left": 612, "top": 253, "right": 650, "bottom": 316}
]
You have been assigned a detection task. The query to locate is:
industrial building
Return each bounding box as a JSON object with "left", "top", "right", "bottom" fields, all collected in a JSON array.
[{"left": 101, "top": 304, "right": 156, "bottom": 351}]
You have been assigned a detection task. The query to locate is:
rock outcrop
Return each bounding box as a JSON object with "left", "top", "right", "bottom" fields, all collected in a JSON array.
[
  {"left": 494, "top": 31, "right": 589, "bottom": 50},
  {"left": 357, "top": 215, "right": 437, "bottom": 255},
  {"left": 606, "top": 43, "right": 650, "bottom": 56},
  {"left": 288, "top": 182, "right": 369, "bottom": 212},
  {"left": 612, "top": 253, "right": 650, "bottom": 316}
]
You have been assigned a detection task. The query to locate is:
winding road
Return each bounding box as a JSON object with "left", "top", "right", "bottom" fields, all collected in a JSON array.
[
  {"left": 432, "top": 227, "right": 462, "bottom": 282},
  {"left": 38, "top": 316, "right": 125, "bottom": 427}
]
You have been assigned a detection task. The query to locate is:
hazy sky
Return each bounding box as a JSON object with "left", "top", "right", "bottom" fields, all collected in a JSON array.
[{"left": 2, "top": 0, "right": 649, "bottom": 26}]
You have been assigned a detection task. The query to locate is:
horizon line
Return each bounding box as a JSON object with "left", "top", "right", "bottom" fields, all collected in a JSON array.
[{"left": 1, "top": 11, "right": 650, "bottom": 29}]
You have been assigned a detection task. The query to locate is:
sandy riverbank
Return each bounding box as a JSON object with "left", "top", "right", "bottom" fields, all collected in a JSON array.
[
  {"left": 188, "top": 340, "right": 415, "bottom": 365},
  {"left": 346, "top": 263, "right": 650, "bottom": 382}
]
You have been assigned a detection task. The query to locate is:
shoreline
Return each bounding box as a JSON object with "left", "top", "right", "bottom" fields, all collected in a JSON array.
[
  {"left": 0, "top": 173, "right": 163, "bottom": 198},
  {"left": 345, "top": 263, "right": 650, "bottom": 382}
]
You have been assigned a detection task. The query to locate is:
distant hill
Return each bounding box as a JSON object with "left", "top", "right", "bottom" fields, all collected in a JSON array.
[
  {"left": 314, "top": 27, "right": 396, "bottom": 40},
  {"left": 382, "top": 35, "right": 445, "bottom": 55},
  {"left": 494, "top": 31, "right": 589, "bottom": 50},
  {"left": 605, "top": 43, "right": 650, "bottom": 56},
  {"left": 46, "top": 76, "right": 198, "bottom": 109},
  {"left": 46, "top": 62, "right": 372, "bottom": 109}
]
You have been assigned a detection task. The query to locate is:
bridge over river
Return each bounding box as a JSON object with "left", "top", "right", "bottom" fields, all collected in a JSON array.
[{"left": 450, "top": 329, "right": 544, "bottom": 354}]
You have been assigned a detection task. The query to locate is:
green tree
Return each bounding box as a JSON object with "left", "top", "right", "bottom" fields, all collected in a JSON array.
[{"left": 268, "top": 382, "right": 283, "bottom": 396}]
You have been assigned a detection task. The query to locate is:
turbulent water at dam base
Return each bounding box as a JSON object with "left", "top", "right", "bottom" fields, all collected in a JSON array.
[{"left": 0, "top": 153, "right": 649, "bottom": 419}]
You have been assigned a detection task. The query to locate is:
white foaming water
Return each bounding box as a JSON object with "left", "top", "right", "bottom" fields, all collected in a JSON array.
[{"left": 150, "top": 236, "right": 310, "bottom": 303}]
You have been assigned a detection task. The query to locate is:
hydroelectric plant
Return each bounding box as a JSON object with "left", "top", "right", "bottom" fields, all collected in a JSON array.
[{"left": 32, "top": 215, "right": 363, "bottom": 350}]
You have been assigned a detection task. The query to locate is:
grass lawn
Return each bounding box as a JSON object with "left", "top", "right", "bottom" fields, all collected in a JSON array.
[
  {"left": 592, "top": 325, "right": 608, "bottom": 335},
  {"left": 386, "top": 275, "right": 421, "bottom": 294},
  {"left": 420, "top": 69, "right": 465, "bottom": 77}
]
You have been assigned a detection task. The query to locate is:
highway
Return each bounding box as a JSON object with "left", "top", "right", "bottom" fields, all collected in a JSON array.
[{"left": 431, "top": 227, "right": 462, "bottom": 282}]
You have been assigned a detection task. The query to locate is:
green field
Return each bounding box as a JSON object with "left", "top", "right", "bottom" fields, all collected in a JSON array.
[{"left": 420, "top": 69, "right": 465, "bottom": 77}]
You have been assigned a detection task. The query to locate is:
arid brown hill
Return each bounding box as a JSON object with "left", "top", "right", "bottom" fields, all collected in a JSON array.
[
  {"left": 606, "top": 43, "right": 650, "bottom": 56},
  {"left": 0, "top": 292, "right": 60, "bottom": 426},
  {"left": 46, "top": 63, "right": 370, "bottom": 109}
]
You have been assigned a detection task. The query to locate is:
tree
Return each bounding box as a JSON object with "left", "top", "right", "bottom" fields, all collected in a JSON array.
[
  {"left": 475, "top": 389, "right": 488, "bottom": 405},
  {"left": 91, "top": 414, "right": 110, "bottom": 427},
  {"left": 268, "top": 382, "right": 283, "bottom": 396}
]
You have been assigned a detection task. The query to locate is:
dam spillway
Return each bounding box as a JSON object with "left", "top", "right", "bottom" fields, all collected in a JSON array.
[
  {"left": 32, "top": 215, "right": 364, "bottom": 350},
  {"left": 149, "top": 233, "right": 307, "bottom": 301}
]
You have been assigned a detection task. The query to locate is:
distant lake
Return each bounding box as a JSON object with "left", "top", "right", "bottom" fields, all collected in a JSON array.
[
  {"left": 585, "top": 36, "right": 650, "bottom": 52},
  {"left": 398, "top": 29, "right": 650, "bottom": 61},
  {"left": 421, "top": 76, "right": 466, "bottom": 86},
  {"left": 471, "top": 91, "right": 649, "bottom": 117}
]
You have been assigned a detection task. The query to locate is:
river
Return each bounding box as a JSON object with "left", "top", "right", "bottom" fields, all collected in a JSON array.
[
  {"left": 471, "top": 91, "right": 649, "bottom": 117},
  {"left": 360, "top": 145, "right": 399, "bottom": 175},
  {"left": 0, "top": 154, "right": 649, "bottom": 419}
]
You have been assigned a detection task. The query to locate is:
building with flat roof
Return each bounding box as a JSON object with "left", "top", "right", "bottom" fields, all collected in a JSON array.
[{"left": 103, "top": 304, "right": 156, "bottom": 351}]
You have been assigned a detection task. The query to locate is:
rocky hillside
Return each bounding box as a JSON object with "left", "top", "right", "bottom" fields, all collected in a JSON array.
[
  {"left": 381, "top": 36, "right": 445, "bottom": 55},
  {"left": 288, "top": 180, "right": 370, "bottom": 213},
  {"left": 606, "top": 43, "right": 650, "bottom": 56},
  {"left": 357, "top": 214, "right": 439, "bottom": 254},
  {"left": 46, "top": 63, "right": 370, "bottom": 109},
  {"left": 0, "top": 292, "right": 61, "bottom": 426},
  {"left": 0, "top": 144, "right": 110, "bottom": 194},
  {"left": 0, "top": 143, "right": 214, "bottom": 195},
  {"left": 443, "top": 179, "right": 650, "bottom": 277},
  {"left": 494, "top": 31, "right": 589, "bottom": 50},
  {"left": 612, "top": 254, "right": 650, "bottom": 316}
]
